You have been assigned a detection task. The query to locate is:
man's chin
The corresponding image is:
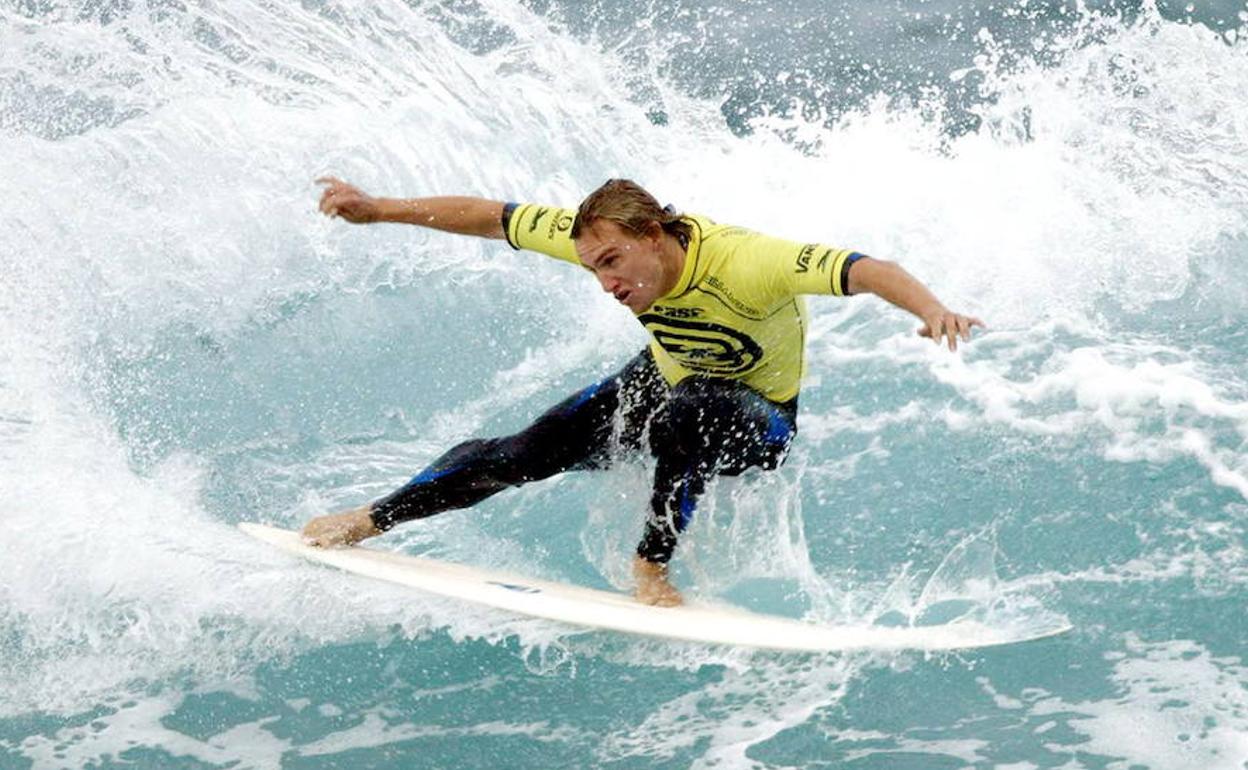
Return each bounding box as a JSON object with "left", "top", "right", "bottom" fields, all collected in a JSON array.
[{"left": 624, "top": 295, "right": 651, "bottom": 314}]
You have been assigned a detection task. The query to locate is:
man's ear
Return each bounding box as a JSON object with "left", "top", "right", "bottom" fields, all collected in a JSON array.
[{"left": 646, "top": 220, "right": 664, "bottom": 246}]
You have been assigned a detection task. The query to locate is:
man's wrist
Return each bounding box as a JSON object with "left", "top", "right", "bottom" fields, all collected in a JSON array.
[{"left": 374, "top": 197, "right": 417, "bottom": 224}]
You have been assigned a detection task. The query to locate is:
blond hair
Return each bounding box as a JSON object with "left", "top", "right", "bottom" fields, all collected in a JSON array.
[{"left": 571, "top": 179, "right": 692, "bottom": 243}]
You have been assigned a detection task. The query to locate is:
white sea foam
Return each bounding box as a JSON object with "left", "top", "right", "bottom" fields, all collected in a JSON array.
[
  {"left": 12, "top": 686, "right": 580, "bottom": 770},
  {"left": 1030, "top": 636, "right": 1248, "bottom": 770},
  {"left": 593, "top": 655, "right": 856, "bottom": 767}
]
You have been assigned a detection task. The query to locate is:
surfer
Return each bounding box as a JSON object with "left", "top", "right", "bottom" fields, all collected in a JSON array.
[{"left": 303, "top": 177, "right": 981, "bottom": 606}]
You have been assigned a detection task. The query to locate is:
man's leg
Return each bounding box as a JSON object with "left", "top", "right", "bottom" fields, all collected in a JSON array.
[
  {"left": 369, "top": 350, "right": 666, "bottom": 532},
  {"left": 636, "top": 377, "right": 798, "bottom": 564}
]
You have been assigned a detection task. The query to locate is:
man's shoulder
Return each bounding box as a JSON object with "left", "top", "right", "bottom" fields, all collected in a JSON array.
[
  {"left": 687, "top": 213, "right": 755, "bottom": 247},
  {"left": 690, "top": 216, "right": 801, "bottom": 274}
]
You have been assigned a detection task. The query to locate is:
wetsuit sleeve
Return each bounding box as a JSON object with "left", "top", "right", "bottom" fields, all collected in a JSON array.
[
  {"left": 735, "top": 230, "right": 868, "bottom": 301},
  {"left": 502, "top": 202, "right": 581, "bottom": 265}
]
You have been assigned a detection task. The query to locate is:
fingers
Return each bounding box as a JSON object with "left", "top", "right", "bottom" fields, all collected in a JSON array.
[
  {"left": 317, "top": 178, "right": 338, "bottom": 216},
  {"left": 927, "top": 315, "right": 958, "bottom": 351},
  {"left": 319, "top": 187, "right": 356, "bottom": 219},
  {"left": 919, "top": 315, "right": 954, "bottom": 349},
  {"left": 315, "top": 177, "right": 352, "bottom": 218},
  {"left": 320, "top": 191, "right": 345, "bottom": 217},
  {"left": 319, "top": 188, "right": 336, "bottom": 217},
  {"left": 947, "top": 315, "right": 971, "bottom": 351},
  {"left": 955, "top": 315, "right": 986, "bottom": 344},
  {"left": 918, "top": 313, "right": 986, "bottom": 352}
]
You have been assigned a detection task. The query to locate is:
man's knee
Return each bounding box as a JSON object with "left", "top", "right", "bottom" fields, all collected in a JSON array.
[{"left": 494, "top": 424, "right": 605, "bottom": 481}]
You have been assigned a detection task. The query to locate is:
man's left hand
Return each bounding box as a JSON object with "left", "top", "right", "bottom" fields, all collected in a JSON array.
[{"left": 918, "top": 310, "right": 984, "bottom": 352}]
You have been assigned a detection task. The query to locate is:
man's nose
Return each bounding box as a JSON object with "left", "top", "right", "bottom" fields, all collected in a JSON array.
[{"left": 596, "top": 273, "right": 617, "bottom": 293}]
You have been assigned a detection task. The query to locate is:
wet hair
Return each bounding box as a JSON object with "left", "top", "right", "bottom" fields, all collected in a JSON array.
[{"left": 571, "top": 178, "right": 692, "bottom": 245}]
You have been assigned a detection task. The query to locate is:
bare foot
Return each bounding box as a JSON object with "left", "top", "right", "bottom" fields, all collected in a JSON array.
[
  {"left": 633, "top": 555, "right": 683, "bottom": 607},
  {"left": 301, "top": 506, "right": 381, "bottom": 548}
]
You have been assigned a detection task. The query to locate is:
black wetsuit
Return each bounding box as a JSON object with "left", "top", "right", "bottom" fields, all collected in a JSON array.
[{"left": 369, "top": 349, "right": 797, "bottom": 563}]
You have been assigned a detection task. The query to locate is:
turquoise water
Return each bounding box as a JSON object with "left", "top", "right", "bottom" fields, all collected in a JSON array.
[{"left": 2, "top": 1, "right": 1246, "bottom": 767}]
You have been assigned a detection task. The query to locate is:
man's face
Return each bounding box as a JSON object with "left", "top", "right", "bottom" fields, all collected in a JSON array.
[{"left": 574, "top": 219, "right": 667, "bottom": 314}]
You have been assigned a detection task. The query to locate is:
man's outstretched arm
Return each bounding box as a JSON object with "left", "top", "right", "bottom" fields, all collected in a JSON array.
[
  {"left": 303, "top": 178, "right": 508, "bottom": 548},
  {"left": 316, "top": 177, "right": 506, "bottom": 239},
  {"left": 846, "top": 258, "right": 984, "bottom": 351}
]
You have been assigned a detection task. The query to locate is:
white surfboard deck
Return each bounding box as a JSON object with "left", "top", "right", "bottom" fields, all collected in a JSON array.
[{"left": 239, "top": 523, "right": 1071, "bottom": 653}]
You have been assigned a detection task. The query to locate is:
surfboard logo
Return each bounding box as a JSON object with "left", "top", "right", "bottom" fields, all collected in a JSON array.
[{"left": 487, "top": 580, "right": 542, "bottom": 594}]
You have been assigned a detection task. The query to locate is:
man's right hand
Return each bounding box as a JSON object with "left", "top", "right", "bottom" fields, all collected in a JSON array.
[
  {"left": 316, "top": 177, "right": 381, "bottom": 224},
  {"left": 302, "top": 505, "right": 382, "bottom": 548}
]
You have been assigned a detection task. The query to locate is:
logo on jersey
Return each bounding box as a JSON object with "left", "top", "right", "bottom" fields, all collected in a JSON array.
[
  {"left": 794, "top": 244, "right": 816, "bottom": 273},
  {"left": 638, "top": 314, "right": 764, "bottom": 374},
  {"left": 549, "top": 213, "right": 574, "bottom": 239},
  {"left": 528, "top": 207, "right": 549, "bottom": 233},
  {"left": 652, "top": 305, "right": 704, "bottom": 319}
]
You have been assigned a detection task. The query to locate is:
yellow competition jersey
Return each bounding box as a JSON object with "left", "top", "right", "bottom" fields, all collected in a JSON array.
[{"left": 504, "top": 203, "right": 865, "bottom": 403}]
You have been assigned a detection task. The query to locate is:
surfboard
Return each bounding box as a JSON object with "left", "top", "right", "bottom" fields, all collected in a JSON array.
[{"left": 238, "top": 523, "right": 1072, "bottom": 653}]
